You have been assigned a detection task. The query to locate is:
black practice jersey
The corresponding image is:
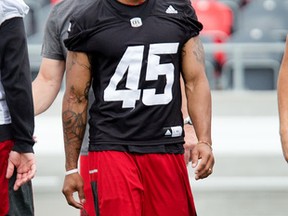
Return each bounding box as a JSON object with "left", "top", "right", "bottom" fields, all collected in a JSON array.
[{"left": 64, "top": 0, "right": 203, "bottom": 152}]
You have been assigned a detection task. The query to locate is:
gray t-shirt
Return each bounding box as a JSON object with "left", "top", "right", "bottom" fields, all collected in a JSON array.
[
  {"left": 41, "top": 0, "right": 93, "bottom": 60},
  {"left": 41, "top": 0, "right": 95, "bottom": 154}
]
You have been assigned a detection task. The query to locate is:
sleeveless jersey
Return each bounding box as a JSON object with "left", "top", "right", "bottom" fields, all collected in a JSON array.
[{"left": 64, "top": 0, "right": 203, "bottom": 150}]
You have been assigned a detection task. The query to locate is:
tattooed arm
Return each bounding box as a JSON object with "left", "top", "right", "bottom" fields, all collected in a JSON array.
[
  {"left": 181, "top": 36, "right": 214, "bottom": 180},
  {"left": 62, "top": 51, "right": 91, "bottom": 209}
]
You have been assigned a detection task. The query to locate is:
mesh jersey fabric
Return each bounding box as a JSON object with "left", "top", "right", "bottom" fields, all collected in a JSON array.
[{"left": 64, "top": 0, "right": 203, "bottom": 151}]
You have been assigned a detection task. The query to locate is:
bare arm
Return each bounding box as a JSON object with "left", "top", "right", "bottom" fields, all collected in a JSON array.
[
  {"left": 181, "top": 36, "right": 214, "bottom": 179},
  {"left": 63, "top": 51, "right": 91, "bottom": 170},
  {"left": 61, "top": 51, "right": 91, "bottom": 209},
  {"left": 32, "top": 58, "right": 65, "bottom": 115},
  {"left": 180, "top": 76, "right": 198, "bottom": 164},
  {"left": 277, "top": 35, "right": 288, "bottom": 163}
]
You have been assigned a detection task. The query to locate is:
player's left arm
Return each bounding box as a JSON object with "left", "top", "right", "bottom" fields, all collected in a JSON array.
[
  {"left": 180, "top": 76, "right": 198, "bottom": 165},
  {"left": 181, "top": 35, "right": 214, "bottom": 180}
]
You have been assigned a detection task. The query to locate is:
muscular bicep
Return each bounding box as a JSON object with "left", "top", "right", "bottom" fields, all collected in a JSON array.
[{"left": 181, "top": 36, "right": 206, "bottom": 84}]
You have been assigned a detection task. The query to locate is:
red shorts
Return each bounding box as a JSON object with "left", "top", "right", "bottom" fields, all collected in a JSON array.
[
  {"left": 88, "top": 151, "right": 197, "bottom": 216},
  {"left": 80, "top": 154, "right": 96, "bottom": 216},
  {"left": 0, "top": 140, "right": 14, "bottom": 215}
]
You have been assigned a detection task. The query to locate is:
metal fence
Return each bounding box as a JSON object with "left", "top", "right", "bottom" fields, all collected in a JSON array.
[
  {"left": 204, "top": 42, "right": 285, "bottom": 90},
  {"left": 28, "top": 42, "right": 286, "bottom": 90}
]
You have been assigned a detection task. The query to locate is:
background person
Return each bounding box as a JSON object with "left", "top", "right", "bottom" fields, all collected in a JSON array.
[
  {"left": 0, "top": 0, "right": 36, "bottom": 215},
  {"left": 277, "top": 34, "right": 288, "bottom": 163}
]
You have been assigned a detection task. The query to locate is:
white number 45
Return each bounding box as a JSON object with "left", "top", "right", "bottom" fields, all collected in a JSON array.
[{"left": 104, "top": 43, "right": 179, "bottom": 108}]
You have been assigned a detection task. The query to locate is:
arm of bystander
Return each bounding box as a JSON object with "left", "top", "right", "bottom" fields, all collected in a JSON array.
[{"left": 277, "top": 35, "right": 288, "bottom": 163}]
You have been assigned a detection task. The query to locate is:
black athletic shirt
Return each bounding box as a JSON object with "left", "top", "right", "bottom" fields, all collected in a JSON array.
[{"left": 64, "top": 0, "right": 203, "bottom": 154}]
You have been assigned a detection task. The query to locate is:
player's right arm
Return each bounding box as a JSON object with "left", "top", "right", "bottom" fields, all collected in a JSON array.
[
  {"left": 277, "top": 35, "right": 288, "bottom": 163},
  {"left": 62, "top": 51, "right": 92, "bottom": 209},
  {"left": 32, "top": 58, "right": 65, "bottom": 115}
]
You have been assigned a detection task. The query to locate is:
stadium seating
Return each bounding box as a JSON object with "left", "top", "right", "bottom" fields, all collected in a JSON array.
[
  {"left": 192, "top": 0, "right": 234, "bottom": 42},
  {"left": 221, "top": 57, "right": 280, "bottom": 90},
  {"left": 50, "top": 0, "right": 61, "bottom": 4},
  {"left": 25, "top": 0, "right": 287, "bottom": 91},
  {"left": 236, "top": 0, "right": 288, "bottom": 42},
  {"left": 220, "top": 0, "right": 288, "bottom": 90},
  {"left": 191, "top": 0, "right": 235, "bottom": 89}
]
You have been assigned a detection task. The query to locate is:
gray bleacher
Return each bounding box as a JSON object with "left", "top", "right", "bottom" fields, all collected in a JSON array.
[{"left": 215, "top": 0, "right": 288, "bottom": 90}]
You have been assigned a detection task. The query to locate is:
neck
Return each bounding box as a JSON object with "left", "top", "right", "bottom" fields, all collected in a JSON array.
[{"left": 117, "top": 0, "right": 146, "bottom": 6}]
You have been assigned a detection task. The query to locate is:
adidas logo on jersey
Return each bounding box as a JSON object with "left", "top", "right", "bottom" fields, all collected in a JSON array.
[
  {"left": 165, "top": 130, "right": 172, "bottom": 136},
  {"left": 164, "top": 126, "right": 182, "bottom": 137},
  {"left": 166, "top": 5, "right": 178, "bottom": 14}
]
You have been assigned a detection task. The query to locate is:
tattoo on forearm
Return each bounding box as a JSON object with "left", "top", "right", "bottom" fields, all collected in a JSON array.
[
  {"left": 63, "top": 108, "right": 86, "bottom": 141},
  {"left": 67, "top": 83, "right": 90, "bottom": 104},
  {"left": 63, "top": 109, "right": 84, "bottom": 156},
  {"left": 63, "top": 82, "right": 89, "bottom": 141},
  {"left": 62, "top": 107, "right": 86, "bottom": 168},
  {"left": 64, "top": 52, "right": 91, "bottom": 167}
]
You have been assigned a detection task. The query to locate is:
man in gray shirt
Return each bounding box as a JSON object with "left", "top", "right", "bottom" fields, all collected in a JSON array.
[
  {"left": 32, "top": 0, "right": 95, "bottom": 215},
  {"left": 0, "top": 0, "right": 36, "bottom": 215}
]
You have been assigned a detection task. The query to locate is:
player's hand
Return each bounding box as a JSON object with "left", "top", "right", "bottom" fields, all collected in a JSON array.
[
  {"left": 183, "top": 125, "right": 198, "bottom": 164},
  {"left": 62, "top": 172, "right": 86, "bottom": 209},
  {"left": 6, "top": 151, "right": 36, "bottom": 190},
  {"left": 191, "top": 142, "right": 214, "bottom": 180}
]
